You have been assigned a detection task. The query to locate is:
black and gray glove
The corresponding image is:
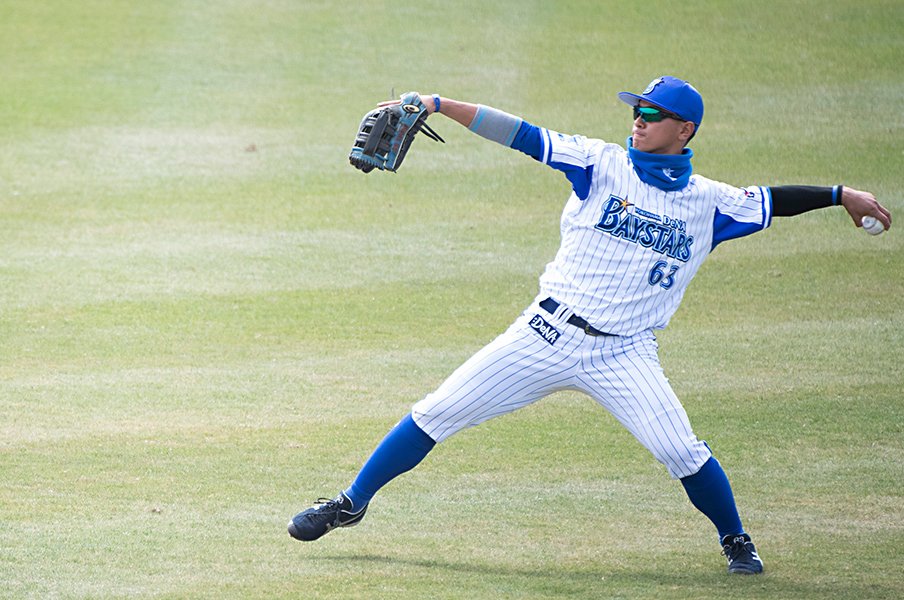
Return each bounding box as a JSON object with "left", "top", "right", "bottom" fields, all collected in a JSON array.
[{"left": 349, "top": 91, "right": 444, "bottom": 173}]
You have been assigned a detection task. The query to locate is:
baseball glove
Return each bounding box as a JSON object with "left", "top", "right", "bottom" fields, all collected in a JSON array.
[{"left": 349, "top": 91, "right": 444, "bottom": 173}]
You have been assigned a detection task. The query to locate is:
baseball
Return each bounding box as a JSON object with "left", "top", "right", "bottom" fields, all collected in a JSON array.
[{"left": 861, "top": 215, "right": 885, "bottom": 236}]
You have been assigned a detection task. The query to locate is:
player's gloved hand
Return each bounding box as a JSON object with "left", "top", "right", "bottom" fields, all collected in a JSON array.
[{"left": 349, "top": 91, "right": 444, "bottom": 173}]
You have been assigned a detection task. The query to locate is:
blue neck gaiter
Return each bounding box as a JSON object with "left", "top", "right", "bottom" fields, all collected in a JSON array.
[{"left": 626, "top": 136, "right": 694, "bottom": 191}]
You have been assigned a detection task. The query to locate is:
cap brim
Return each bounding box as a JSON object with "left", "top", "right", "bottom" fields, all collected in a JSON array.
[{"left": 617, "top": 91, "right": 644, "bottom": 107}]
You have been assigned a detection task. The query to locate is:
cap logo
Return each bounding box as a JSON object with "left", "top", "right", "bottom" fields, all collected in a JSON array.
[{"left": 643, "top": 78, "right": 664, "bottom": 95}]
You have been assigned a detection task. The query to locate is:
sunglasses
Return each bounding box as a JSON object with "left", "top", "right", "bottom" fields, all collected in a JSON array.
[{"left": 633, "top": 105, "right": 685, "bottom": 123}]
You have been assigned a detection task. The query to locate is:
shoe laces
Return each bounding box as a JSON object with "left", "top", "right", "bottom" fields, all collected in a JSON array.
[
  {"left": 313, "top": 497, "right": 343, "bottom": 511},
  {"left": 721, "top": 536, "right": 751, "bottom": 560}
]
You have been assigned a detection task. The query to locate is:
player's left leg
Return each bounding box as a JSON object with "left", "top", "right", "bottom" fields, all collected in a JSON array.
[
  {"left": 576, "top": 330, "right": 763, "bottom": 574},
  {"left": 681, "top": 456, "right": 763, "bottom": 573}
]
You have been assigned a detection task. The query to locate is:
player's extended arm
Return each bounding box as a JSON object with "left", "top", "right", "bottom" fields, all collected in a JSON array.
[
  {"left": 424, "top": 95, "right": 600, "bottom": 200},
  {"left": 419, "top": 95, "right": 544, "bottom": 157},
  {"left": 770, "top": 185, "right": 891, "bottom": 231}
]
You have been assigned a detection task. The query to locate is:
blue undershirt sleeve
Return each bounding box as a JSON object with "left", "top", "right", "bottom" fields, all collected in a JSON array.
[{"left": 510, "top": 121, "right": 543, "bottom": 160}]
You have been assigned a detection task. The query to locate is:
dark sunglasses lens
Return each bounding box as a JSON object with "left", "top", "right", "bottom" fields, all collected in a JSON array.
[{"left": 634, "top": 106, "right": 665, "bottom": 122}]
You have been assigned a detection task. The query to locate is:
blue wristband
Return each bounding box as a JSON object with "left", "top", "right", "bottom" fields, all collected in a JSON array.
[
  {"left": 432, "top": 94, "right": 441, "bottom": 113},
  {"left": 832, "top": 185, "right": 843, "bottom": 205}
]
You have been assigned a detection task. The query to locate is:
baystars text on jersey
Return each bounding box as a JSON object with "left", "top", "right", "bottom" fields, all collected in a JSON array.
[{"left": 595, "top": 195, "right": 695, "bottom": 263}]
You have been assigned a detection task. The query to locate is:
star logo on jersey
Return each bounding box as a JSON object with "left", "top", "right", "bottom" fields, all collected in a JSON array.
[{"left": 617, "top": 198, "right": 634, "bottom": 212}]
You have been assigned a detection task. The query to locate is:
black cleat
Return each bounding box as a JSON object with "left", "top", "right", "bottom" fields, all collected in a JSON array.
[
  {"left": 288, "top": 492, "right": 368, "bottom": 542},
  {"left": 721, "top": 533, "right": 764, "bottom": 574}
]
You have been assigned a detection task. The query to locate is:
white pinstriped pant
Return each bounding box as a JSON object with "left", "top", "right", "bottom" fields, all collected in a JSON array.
[{"left": 411, "top": 298, "right": 712, "bottom": 479}]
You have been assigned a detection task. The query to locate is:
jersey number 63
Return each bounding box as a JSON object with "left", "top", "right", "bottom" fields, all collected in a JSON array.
[{"left": 649, "top": 261, "right": 679, "bottom": 289}]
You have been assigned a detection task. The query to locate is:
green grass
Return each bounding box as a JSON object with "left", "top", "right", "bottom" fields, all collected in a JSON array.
[{"left": 1, "top": 0, "right": 902, "bottom": 598}]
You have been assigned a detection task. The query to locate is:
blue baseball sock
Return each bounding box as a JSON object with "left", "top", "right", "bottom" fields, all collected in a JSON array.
[
  {"left": 680, "top": 455, "right": 744, "bottom": 540},
  {"left": 344, "top": 413, "right": 436, "bottom": 510}
]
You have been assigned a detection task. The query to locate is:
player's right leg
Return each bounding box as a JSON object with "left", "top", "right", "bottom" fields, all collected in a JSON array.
[
  {"left": 287, "top": 413, "right": 434, "bottom": 541},
  {"left": 288, "top": 303, "right": 584, "bottom": 541}
]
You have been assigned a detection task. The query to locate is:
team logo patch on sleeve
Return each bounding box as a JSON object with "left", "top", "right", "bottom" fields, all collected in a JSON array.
[{"left": 529, "top": 314, "right": 560, "bottom": 345}]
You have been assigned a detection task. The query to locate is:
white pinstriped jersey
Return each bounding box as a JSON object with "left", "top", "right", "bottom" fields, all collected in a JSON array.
[
  {"left": 411, "top": 114, "right": 771, "bottom": 475},
  {"left": 535, "top": 129, "right": 772, "bottom": 335}
]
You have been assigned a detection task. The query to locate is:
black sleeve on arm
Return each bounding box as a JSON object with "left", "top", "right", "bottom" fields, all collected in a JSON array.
[{"left": 769, "top": 185, "right": 843, "bottom": 217}]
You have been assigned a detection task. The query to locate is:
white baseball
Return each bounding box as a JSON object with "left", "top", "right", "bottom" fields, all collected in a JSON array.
[{"left": 861, "top": 215, "right": 885, "bottom": 236}]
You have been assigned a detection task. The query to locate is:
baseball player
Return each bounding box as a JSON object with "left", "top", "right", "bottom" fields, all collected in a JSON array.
[{"left": 288, "top": 76, "right": 892, "bottom": 574}]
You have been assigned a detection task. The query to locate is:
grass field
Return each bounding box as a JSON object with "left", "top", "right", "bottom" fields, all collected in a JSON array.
[{"left": 1, "top": 1, "right": 902, "bottom": 598}]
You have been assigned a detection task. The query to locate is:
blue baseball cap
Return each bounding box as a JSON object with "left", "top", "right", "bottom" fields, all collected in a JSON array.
[{"left": 618, "top": 76, "right": 704, "bottom": 128}]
